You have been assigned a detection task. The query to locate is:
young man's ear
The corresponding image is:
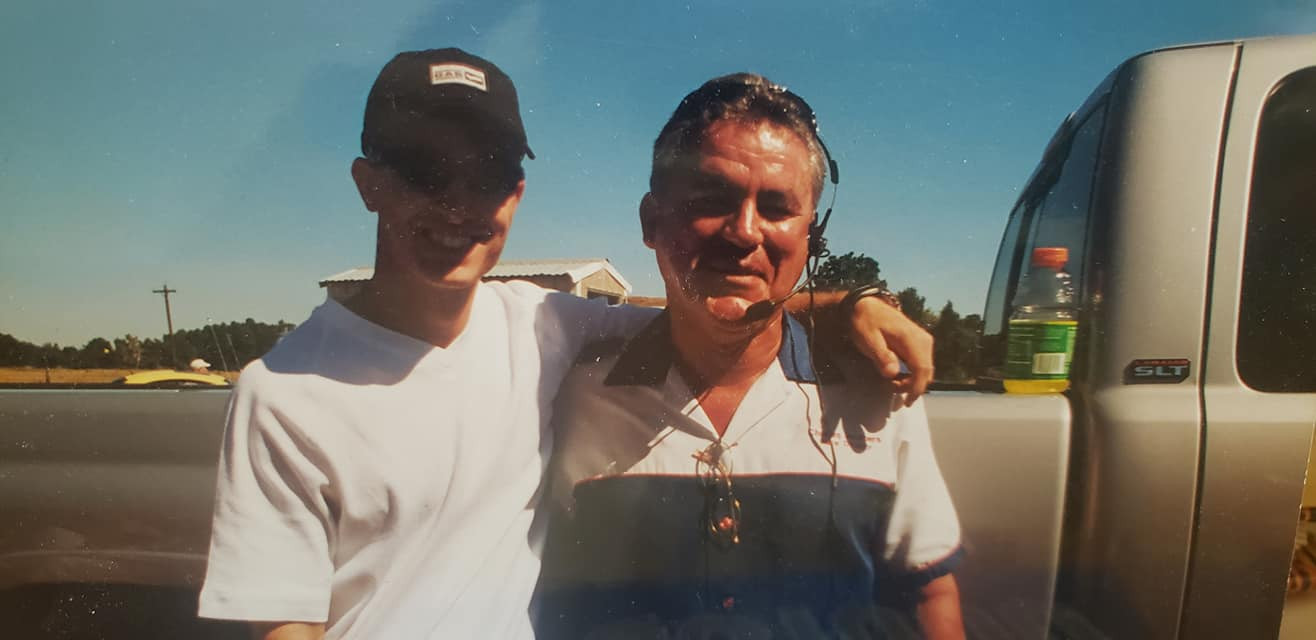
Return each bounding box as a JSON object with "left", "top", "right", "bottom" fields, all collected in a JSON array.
[
  {"left": 351, "top": 157, "right": 386, "bottom": 212},
  {"left": 639, "top": 192, "right": 659, "bottom": 249}
]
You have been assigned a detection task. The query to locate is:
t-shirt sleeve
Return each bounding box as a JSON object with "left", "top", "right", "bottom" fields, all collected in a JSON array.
[
  {"left": 527, "top": 284, "right": 661, "bottom": 356},
  {"left": 881, "top": 400, "right": 963, "bottom": 585},
  {"left": 198, "top": 369, "right": 335, "bottom": 622}
]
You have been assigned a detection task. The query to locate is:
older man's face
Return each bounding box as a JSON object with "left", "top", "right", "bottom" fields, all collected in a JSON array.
[{"left": 645, "top": 119, "right": 816, "bottom": 324}]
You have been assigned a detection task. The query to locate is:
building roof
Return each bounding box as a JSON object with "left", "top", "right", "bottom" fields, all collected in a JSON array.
[
  {"left": 319, "top": 267, "right": 374, "bottom": 284},
  {"left": 318, "top": 258, "right": 632, "bottom": 293},
  {"left": 486, "top": 259, "right": 632, "bottom": 292}
]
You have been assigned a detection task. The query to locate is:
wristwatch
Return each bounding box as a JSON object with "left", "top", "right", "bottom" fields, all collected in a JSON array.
[{"left": 841, "top": 284, "right": 902, "bottom": 314}]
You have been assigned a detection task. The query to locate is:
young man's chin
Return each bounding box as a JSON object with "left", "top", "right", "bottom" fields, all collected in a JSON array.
[{"left": 414, "top": 251, "right": 500, "bottom": 291}]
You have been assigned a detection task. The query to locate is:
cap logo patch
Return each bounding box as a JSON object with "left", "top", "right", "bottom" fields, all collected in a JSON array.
[{"left": 429, "top": 63, "right": 487, "bottom": 92}]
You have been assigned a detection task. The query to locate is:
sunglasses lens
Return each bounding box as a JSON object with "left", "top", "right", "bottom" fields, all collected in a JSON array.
[
  {"left": 696, "top": 445, "right": 740, "bottom": 547},
  {"left": 374, "top": 145, "right": 522, "bottom": 196}
]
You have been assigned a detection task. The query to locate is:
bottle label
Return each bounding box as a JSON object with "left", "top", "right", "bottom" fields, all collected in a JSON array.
[{"left": 1005, "top": 320, "right": 1078, "bottom": 380}]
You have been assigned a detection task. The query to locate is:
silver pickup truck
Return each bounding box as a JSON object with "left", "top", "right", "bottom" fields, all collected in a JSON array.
[{"left": 3, "top": 34, "right": 1315, "bottom": 639}]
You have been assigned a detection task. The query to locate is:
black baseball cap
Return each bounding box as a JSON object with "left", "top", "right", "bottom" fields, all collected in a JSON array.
[{"left": 361, "top": 48, "right": 534, "bottom": 164}]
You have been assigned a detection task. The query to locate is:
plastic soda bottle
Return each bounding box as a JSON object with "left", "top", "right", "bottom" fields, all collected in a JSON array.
[{"left": 1004, "top": 247, "right": 1078, "bottom": 393}]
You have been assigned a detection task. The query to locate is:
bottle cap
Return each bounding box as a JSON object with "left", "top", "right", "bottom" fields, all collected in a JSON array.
[{"left": 1031, "top": 247, "right": 1068, "bottom": 269}]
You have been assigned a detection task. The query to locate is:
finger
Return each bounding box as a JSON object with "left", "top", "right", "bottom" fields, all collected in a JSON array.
[
  {"left": 860, "top": 329, "right": 903, "bottom": 380},
  {"left": 877, "top": 348, "right": 902, "bottom": 380},
  {"left": 890, "top": 338, "right": 932, "bottom": 405},
  {"left": 905, "top": 358, "right": 934, "bottom": 406},
  {"left": 888, "top": 389, "right": 908, "bottom": 414},
  {"left": 889, "top": 379, "right": 920, "bottom": 407},
  {"left": 848, "top": 298, "right": 909, "bottom": 380},
  {"left": 889, "top": 373, "right": 916, "bottom": 394}
]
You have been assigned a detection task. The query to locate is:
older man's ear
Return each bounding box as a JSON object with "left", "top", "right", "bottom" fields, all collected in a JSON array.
[{"left": 639, "top": 192, "right": 659, "bottom": 249}]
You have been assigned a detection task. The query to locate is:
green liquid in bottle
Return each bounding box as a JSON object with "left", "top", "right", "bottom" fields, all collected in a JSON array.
[{"left": 1003, "top": 319, "right": 1077, "bottom": 394}]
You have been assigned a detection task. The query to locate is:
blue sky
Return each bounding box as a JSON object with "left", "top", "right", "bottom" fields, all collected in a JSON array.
[{"left": 2, "top": 0, "right": 1313, "bottom": 346}]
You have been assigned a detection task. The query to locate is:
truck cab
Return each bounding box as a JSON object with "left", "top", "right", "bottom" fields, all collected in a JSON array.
[{"left": 929, "top": 33, "right": 1316, "bottom": 639}]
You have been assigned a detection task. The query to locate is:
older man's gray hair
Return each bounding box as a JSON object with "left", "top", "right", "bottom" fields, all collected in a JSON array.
[{"left": 650, "top": 73, "right": 829, "bottom": 205}]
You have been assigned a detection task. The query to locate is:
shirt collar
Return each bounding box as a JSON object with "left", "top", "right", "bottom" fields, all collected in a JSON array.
[{"left": 603, "top": 310, "right": 830, "bottom": 387}]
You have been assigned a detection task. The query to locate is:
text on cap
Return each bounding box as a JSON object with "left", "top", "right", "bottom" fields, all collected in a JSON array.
[{"left": 429, "top": 63, "right": 487, "bottom": 91}]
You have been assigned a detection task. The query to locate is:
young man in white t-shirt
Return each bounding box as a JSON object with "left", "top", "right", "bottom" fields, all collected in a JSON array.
[{"left": 198, "top": 48, "right": 934, "bottom": 640}]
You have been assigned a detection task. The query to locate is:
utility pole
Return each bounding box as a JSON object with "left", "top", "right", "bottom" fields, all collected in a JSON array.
[{"left": 153, "top": 284, "right": 178, "bottom": 367}]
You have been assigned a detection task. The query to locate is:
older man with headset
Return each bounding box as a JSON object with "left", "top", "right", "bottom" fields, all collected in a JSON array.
[{"left": 538, "top": 74, "right": 964, "bottom": 640}]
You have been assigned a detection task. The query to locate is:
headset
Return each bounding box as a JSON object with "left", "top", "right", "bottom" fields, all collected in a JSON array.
[{"left": 807, "top": 137, "right": 840, "bottom": 261}]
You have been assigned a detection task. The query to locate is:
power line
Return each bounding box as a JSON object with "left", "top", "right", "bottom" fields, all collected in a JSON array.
[{"left": 207, "top": 318, "right": 231, "bottom": 372}]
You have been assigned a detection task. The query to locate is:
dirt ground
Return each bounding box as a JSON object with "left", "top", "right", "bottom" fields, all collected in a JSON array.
[{"left": 0, "top": 367, "right": 239, "bottom": 384}]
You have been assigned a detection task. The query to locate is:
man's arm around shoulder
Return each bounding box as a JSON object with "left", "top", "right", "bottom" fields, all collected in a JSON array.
[{"left": 783, "top": 290, "right": 934, "bottom": 403}]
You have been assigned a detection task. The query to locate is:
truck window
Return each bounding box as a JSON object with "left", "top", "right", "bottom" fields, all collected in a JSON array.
[
  {"left": 979, "top": 101, "right": 1109, "bottom": 381},
  {"left": 1238, "top": 66, "right": 1316, "bottom": 393},
  {"left": 979, "top": 194, "right": 1035, "bottom": 380}
]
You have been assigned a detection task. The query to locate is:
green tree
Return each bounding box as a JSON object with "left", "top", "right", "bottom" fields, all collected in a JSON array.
[
  {"left": 811, "top": 252, "right": 886, "bottom": 291},
  {"left": 35, "top": 343, "right": 62, "bottom": 368},
  {"left": 0, "top": 319, "right": 291, "bottom": 372},
  {"left": 114, "top": 335, "right": 144, "bottom": 369},
  {"left": 0, "top": 333, "right": 38, "bottom": 366},
  {"left": 960, "top": 313, "right": 985, "bottom": 380},
  {"left": 140, "top": 338, "right": 167, "bottom": 369},
  {"left": 79, "top": 338, "right": 115, "bottom": 368},
  {"left": 931, "top": 301, "right": 982, "bottom": 383},
  {"left": 896, "top": 287, "right": 932, "bottom": 326}
]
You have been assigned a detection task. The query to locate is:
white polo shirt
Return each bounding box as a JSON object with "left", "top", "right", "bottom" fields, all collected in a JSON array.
[{"left": 537, "top": 313, "right": 962, "bottom": 639}]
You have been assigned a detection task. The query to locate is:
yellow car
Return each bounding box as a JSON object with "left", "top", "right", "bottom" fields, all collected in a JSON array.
[{"left": 112, "top": 370, "right": 231, "bottom": 387}]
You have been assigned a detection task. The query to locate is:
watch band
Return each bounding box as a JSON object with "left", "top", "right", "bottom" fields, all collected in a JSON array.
[{"left": 841, "top": 284, "right": 902, "bottom": 314}]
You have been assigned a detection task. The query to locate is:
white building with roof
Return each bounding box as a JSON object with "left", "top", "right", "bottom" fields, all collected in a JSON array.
[{"left": 318, "top": 258, "right": 633, "bottom": 304}]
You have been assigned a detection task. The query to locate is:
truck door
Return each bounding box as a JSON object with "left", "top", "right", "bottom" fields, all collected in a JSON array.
[{"left": 1182, "top": 40, "right": 1316, "bottom": 639}]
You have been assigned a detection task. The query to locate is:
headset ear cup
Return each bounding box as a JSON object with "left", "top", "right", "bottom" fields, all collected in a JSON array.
[{"left": 808, "top": 213, "right": 828, "bottom": 259}]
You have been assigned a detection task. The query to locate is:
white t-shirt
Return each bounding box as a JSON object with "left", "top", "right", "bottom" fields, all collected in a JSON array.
[{"left": 198, "top": 281, "right": 654, "bottom": 639}]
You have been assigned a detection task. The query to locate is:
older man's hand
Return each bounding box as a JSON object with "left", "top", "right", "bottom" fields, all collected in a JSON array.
[{"left": 848, "top": 296, "right": 935, "bottom": 405}]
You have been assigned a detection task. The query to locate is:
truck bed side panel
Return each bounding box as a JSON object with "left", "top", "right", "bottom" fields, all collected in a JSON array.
[
  {"left": 0, "top": 390, "right": 230, "bottom": 588},
  {"left": 925, "top": 392, "right": 1070, "bottom": 639}
]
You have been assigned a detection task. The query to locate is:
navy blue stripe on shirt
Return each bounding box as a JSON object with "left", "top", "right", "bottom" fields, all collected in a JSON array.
[
  {"left": 538, "top": 473, "right": 948, "bottom": 639},
  {"left": 778, "top": 312, "right": 819, "bottom": 383}
]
